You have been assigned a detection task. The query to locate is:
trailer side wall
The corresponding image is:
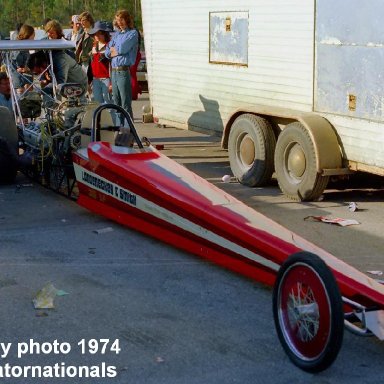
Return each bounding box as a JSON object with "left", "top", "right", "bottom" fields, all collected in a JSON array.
[
  {"left": 142, "top": 0, "right": 384, "bottom": 171},
  {"left": 142, "top": 0, "right": 315, "bottom": 134}
]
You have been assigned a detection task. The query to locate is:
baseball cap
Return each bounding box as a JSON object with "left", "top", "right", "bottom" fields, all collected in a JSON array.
[{"left": 87, "top": 20, "right": 113, "bottom": 35}]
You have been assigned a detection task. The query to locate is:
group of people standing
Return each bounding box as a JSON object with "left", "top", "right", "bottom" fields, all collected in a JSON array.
[{"left": 3, "top": 9, "right": 141, "bottom": 126}]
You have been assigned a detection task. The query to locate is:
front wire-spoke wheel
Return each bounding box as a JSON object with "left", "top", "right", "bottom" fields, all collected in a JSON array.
[{"left": 273, "top": 252, "right": 344, "bottom": 372}]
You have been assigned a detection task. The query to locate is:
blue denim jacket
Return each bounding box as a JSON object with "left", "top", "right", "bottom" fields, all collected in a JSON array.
[
  {"left": 52, "top": 50, "right": 88, "bottom": 87},
  {"left": 9, "top": 50, "right": 30, "bottom": 88},
  {"left": 105, "top": 29, "right": 138, "bottom": 68}
]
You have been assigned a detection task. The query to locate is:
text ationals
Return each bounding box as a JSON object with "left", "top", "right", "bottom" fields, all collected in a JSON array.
[
  {"left": 0, "top": 339, "right": 121, "bottom": 379},
  {"left": 0, "top": 362, "right": 117, "bottom": 378}
]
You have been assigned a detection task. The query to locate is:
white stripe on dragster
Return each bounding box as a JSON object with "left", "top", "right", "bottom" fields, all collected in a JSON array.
[{"left": 74, "top": 163, "right": 279, "bottom": 272}]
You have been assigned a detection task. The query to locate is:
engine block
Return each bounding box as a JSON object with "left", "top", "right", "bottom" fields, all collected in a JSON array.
[{"left": 22, "top": 122, "right": 50, "bottom": 149}]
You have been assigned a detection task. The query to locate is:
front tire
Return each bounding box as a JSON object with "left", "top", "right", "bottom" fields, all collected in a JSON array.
[
  {"left": 273, "top": 252, "right": 344, "bottom": 372},
  {"left": 274, "top": 122, "right": 329, "bottom": 201},
  {"left": 228, "top": 114, "right": 275, "bottom": 187}
]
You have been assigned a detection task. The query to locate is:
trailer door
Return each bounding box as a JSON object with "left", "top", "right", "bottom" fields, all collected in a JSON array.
[{"left": 315, "top": 0, "right": 384, "bottom": 121}]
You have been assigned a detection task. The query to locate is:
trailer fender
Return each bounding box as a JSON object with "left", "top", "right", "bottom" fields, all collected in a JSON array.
[
  {"left": 223, "top": 109, "right": 342, "bottom": 173},
  {"left": 298, "top": 114, "right": 342, "bottom": 173}
]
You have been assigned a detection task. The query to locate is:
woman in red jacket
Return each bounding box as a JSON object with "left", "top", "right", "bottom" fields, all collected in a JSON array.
[{"left": 88, "top": 21, "right": 113, "bottom": 105}]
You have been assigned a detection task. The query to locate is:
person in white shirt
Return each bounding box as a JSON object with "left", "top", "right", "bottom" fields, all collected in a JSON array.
[{"left": 67, "top": 15, "right": 82, "bottom": 42}]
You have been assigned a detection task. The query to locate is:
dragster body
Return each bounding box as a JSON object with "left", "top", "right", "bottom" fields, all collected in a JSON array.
[{"left": 72, "top": 105, "right": 384, "bottom": 372}]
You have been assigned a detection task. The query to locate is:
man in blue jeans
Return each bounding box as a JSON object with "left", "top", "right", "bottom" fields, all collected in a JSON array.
[{"left": 105, "top": 9, "right": 138, "bottom": 126}]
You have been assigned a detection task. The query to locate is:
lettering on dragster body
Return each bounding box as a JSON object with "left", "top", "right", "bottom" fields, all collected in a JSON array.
[
  {"left": 119, "top": 188, "right": 137, "bottom": 205},
  {"left": 82, "top": 171, "right": 114, "bottom": 196},
  {"left": 80, "top": 168, "right": 137, "bottom": 207}
]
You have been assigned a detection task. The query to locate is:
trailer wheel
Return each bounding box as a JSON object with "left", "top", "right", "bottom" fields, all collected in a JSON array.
[
  {"left": 228, "top": 114, "right": 275, "bottom": 187},
  {"left": 273, "top": 252, "right": 344, "bottom": 373},
  {"left": 0, "top": 137, "right": 17, "bottom": 184},
  {"left": 274, "top": 122, "right": 329, "bottom": 201}
]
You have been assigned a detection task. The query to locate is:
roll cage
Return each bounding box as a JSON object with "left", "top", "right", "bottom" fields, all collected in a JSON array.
[{"left": 0, "top": 39, "right": 76, "bottom": 127}]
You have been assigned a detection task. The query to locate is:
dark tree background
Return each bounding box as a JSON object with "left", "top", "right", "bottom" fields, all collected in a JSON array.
[{"left": 0, "top": 0, "right": 142, "bottom": 38}]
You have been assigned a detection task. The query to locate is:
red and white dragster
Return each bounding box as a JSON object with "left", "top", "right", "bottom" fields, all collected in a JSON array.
[{"left": 73, "top": 105, "right": 384, "bottom": 373}]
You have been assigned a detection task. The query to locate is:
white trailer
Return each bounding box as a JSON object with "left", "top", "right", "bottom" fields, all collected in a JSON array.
[{"left": 141, "top": 0, "right": 384, "bottom": 201}]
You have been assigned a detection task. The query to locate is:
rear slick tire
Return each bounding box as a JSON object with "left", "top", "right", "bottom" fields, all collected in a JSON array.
[
  {"left": 274, "top": 122, "right": 329, "bottom": 201},
  {"left": 0, "top": 138, "right": 17, "bottom": 184},
  {"left": 273, "top": 252, "right": 344, "bottom": 373}
]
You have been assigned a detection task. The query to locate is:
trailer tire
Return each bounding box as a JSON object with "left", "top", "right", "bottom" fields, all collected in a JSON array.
[
  {"left": 0, "top": 137, "right": 17, "bottom": 184},
  {"left": 228, "top": 114, "right": 275, "bottom": 186},
  {"left": 274, "top": 122, "right": 329, "bottom": 201},
  {"left": 273, "top": 252, "right": 344, "bottom": 373}
]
